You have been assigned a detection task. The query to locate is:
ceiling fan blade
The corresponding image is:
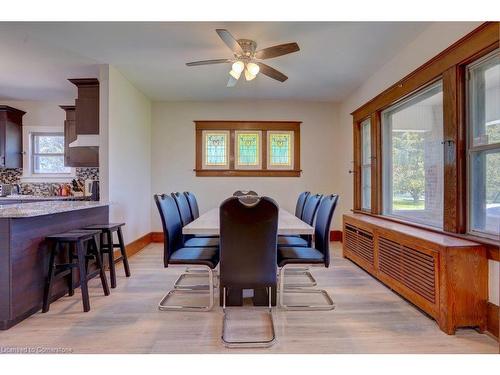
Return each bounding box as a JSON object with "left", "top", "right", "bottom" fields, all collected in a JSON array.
[
  {"left": 256, "top": 63, "right": 288, "bottom": 82},
  {"left": 216, "top": 29, "right": 244, "bottom": 55},
  {"left": 186, "top": 59, "right": 231, "bottom": 66},
  {"left": 255, "top": 42, "right": 300, "bottom": 60},
  {"left": 227, "top": 75, "right": 239, "bottom": 87}
]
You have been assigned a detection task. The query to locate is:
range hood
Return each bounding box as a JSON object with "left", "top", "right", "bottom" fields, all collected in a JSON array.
[{"left": 69, "top": 134, "right": 100, "bottom": 147}]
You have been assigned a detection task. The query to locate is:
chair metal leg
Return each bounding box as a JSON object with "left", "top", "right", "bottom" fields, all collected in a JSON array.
[
  {"left": 283, "top": 267, "right": 317, "bottom": 288},
  {"left": 158, "top": 265, "right": 214, "bottom": 311},
  {"left": 278, "top": 265, "right": 335, "bottom": 311},
  {"left": 221, "top": 286, "right": 276, "bottom": 348},
  {"left": 174, "top": 266, "right": 219, "bottom": 290}
]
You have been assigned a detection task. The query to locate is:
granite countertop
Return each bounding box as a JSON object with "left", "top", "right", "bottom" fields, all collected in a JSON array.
[
  {"left": 0, "top": 195, "right": 87, "bottom": 201},
  {"left": 0, "top": 201, "right": 109, "bottom": 218}
]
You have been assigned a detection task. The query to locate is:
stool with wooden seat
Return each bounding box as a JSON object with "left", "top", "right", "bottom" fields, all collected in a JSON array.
[
  {"left": 84, "top": 223, "right": 131, "bottom": 289},
  {"left": 43, "top": 230, "right": 110, "bottom": 313}
]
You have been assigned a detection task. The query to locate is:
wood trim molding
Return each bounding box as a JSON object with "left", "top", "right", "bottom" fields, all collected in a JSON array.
[
  {"left": 351, "top": 22, "right": 499, "bottom": 121},
  {"left": 487, "top": 302, "right": 499, "bottom": 339},
  {"left": 113, "top": 233, "right": 153, "bottom": 260},
  {"left": 125, "top": 233, "right": 152, "bottom": 257},
  {"left": 195, "top": 121, "right": 301, "bottom": 177},
  {"left": 330, "top": 230, "right": 343, "bottom": 242}
]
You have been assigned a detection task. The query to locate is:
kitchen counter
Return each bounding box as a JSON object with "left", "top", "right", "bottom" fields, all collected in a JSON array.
[
  {"left": 0, "top": 202, "right": 109, "bottom": 329},
  {"left": 0, "top": 200, "right": 107, "bottom": 218}
]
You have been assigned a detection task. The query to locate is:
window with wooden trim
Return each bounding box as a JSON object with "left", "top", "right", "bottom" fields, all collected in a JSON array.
[
  {"left": 382, "top": 81, "right": 444, "bottom": 229},
  {"left": 351, "top": 22, "right": 500, "bottom": 241},
  {"left": 360, "top": 118, "right": 371, "bottom": 210},
  {"left": 235, "top": 130, "right": 261, "bottom": 169},
  {"left": 195, "top": 121, "right": 301, "bottom": 177},
  {"left": 267, "top": 131, "right": 294, "bottom": 169},
  {"left": 202, "top": 130, "right": 230, "bottom": 169},
  {"left": 467, "top": 49, "right": 500, "bottom": 238}
]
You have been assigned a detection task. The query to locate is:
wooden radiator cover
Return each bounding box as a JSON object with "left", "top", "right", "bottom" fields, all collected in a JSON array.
[{"left": 343, "top": 213, "right": 488, "bottom": 335}]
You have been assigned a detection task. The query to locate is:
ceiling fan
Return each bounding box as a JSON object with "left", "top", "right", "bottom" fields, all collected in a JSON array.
[{"left": 186, "top": 29, "right": 300, "bottom": 87}]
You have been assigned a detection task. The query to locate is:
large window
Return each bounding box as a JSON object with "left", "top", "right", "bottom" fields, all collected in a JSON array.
[
  {"left": 468, "top": 50, "right": 500, "bottom": 238},
  {"left": 31, "top": 132, "right": 71, "bottom": 175},
  {"left": 382, "top": 81, "right": 444, "bottom": 228},
  {"left": 195, "top": 121, "right": 301, "bottom": 177},
  {"left": 360, "top": 118, "right": 371, "bottom": 210}
]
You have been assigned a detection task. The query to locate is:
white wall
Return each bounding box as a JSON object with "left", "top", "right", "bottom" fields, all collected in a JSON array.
[
  {"left": 100, "top": 65, "right": 152, "bottom": 243},
  {"left": 0, "top": 100, "right": 72, "bottom": 129},
  {"left": 151, "top": 100, "right": 339, "bottom": 231},
  {"left": 336, "top": 21, "right": 498, "bottom": 305}
]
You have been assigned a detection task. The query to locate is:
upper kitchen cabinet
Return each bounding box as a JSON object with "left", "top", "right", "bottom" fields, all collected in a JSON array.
[
  {"left": 0, "top": 106, "right": 25, "bottom": 168},
  {"left": 64, "top": 78, "right": 99, "bottom": 167}
]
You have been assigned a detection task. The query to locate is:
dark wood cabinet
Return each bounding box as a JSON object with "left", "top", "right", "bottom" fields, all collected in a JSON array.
[
  {"left": 62, "top": 78, "right": 99, "bottom": 167},
  {"left": 0, "top": 106, "right": 25, "bottom": 168},
  {"left": 60, "top": 105, "right": 99, "bottom": 167}
]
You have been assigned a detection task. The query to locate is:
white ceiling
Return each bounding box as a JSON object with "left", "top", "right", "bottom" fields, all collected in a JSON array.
[{"left": 0, "top": 22, "right": 432, "bottom": 102}]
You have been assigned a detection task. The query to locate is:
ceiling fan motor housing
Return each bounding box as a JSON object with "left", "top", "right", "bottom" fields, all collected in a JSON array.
[{"left": 237, "top": 39, "right": 257, "bottom": 57}]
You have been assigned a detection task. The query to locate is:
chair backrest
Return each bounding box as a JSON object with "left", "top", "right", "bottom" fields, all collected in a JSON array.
[
  {"left": 295, "top": 191, "right": 311, "bottom": 219},
  {"left": 219, "top": 196, "right": 278, "bottom": 289},
  {"left": 184, "top": 191, "right": 200, "bottom": 220},
  {"left": 232, "top": 190, "right": 258, "bottom": 197},
  {"left": 154, "top": 194, "right": 184, "bottom": 267},
  {"left": 314, "top": 194, "right": 339, "bottom": 267},
  {"left": 301, "top": 193, "right": 323, "bottom": 225},
  {"left": 171, "top": 192, "right": 193, "bottom": 226}
]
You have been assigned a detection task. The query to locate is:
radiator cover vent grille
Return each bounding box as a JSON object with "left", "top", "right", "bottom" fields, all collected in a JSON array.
[
  {"left": 378, "top": 237, "right": 436, "bottom": 303},
  {"left": 344, "top": 224, "right": 374, "bottom": 265}
]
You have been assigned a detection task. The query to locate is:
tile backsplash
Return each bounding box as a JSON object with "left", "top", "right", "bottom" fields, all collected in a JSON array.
[{"left": 0, "top": 168, "right": 99, "bottom": 196}]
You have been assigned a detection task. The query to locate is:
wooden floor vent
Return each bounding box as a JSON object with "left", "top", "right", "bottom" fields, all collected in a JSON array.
[
  {"left": 344, "top": 224, "right": 374, "bottom": 265},
  {"left": 378, "top": 237, "right": 436, "bottom": 303}
]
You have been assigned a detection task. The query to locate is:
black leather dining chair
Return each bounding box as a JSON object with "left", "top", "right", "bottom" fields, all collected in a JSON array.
[
  {"left": 232, "top": 190, "right": 258, "bottom": 197},
  {"left": 295, "top": 191, "right": 311, "bottom": 219},
  {"left": 171, "top": 192, "right": 219, "bottom": 247},
  {"left": 184, "top": 191, "right": 218, "bottom": 239},
  {"left": 278, "top": 193, "right": 322, "bottom": 248},
  {"left": 154, "top": 194, "right": 219, "bottom": 311},
  {"left": 219, "top": 195, "right": 278, "bottom": 347},
  {"left": 278, "top": 194, "right": 339, "bottom": 310},
  {"left": 184, "top": 191, "right": 200, "bottom": 219}
]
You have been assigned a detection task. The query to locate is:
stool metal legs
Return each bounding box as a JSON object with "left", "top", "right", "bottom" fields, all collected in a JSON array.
[
  {"left": 158, "top": 265, "right": 215, "bottom": 311},
  {"left": 278, "top": 264, "right": 335, "bottom": 311},
  {"left": 221, "top": 286, "right": 276, "bottom": 348}
]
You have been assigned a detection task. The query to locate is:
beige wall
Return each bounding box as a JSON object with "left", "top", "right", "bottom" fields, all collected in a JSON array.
[
  {"left": 100, "top": 65, "right": 152, "bottom": 243},
  {"left": 336, "top": 21, "right": 498, "bottom": 305},
  {"left": 1, "top": 100, "right": 72, "bottom": 129},
  {"left": 151, "top": 100, "right": 339, "bottom": 231}
]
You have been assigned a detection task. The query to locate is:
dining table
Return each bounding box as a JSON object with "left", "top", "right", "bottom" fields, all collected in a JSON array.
[
  {"left": 183, "top": 207, "right": 314, "bottom": 236},
  {"left": 183, "top": 207, "right": 314, "bottom": 306}
]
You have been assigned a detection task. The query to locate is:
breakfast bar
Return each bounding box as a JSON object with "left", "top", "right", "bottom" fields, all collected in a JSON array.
[{"left": 0, "top": 201, "right": 109, "bottom": 329}]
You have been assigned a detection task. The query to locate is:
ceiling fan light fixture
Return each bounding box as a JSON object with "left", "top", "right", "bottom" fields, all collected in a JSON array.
[
  {"left": 246, "top": 62, "right": 260, "bottom": 76},
  {"left": 232, "top": 61, "right": 245, "bottom": 73},
  {"left": 244, "top": 69, "right": 256, "bottom": 81},
  {"left": 229, "top": 69, "right": 241, "bottom": 80}
]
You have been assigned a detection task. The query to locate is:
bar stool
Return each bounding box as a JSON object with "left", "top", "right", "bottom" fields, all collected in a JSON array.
[
  {"left": 43, "top": 230, "right": 110, "bottom": 313},
  {"left": 84, "top": 223, "right": 131, "bottom": 288}
]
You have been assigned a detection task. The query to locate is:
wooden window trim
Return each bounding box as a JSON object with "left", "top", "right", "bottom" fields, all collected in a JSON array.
[
  {"left": 194, "top": 121, "right": 301, "bottom": 177},
  {"left": 351, "top": 22, "right": 500, "bottom": 238}
]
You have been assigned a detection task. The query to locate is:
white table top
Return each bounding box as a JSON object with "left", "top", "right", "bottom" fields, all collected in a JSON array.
[{"left": 183, "top": 208, "right": 314, "bottom": 236}]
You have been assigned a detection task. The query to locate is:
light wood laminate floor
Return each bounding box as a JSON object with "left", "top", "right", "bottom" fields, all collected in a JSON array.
[{"left": 0, "top": 243, "right": 497, "bottom": 354}]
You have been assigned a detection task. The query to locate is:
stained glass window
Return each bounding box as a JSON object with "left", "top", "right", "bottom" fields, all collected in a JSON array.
[
  {"left": 203, "top": 131, "right": 229, "bottom": 168},
  {"left": 268, "top": 132, "right": 293, "bottom": 168},
  {"left": 236, "top": 131, "right": 261, "bottom": 168}
]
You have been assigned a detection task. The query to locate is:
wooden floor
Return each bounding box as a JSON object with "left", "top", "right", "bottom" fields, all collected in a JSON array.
[{"left": 0, "top": 242, "right": 497, "bottom": 354}]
